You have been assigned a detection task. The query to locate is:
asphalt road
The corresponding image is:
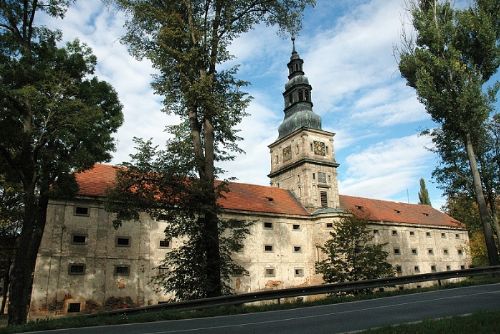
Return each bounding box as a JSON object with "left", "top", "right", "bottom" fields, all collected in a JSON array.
[{"left": 27, "top": 283, "right": 500, "bottom": 334}]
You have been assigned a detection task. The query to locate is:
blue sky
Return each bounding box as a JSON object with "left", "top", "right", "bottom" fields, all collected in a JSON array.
[{"left": 43, "top": 0, "right": 496, "bottom": 210}]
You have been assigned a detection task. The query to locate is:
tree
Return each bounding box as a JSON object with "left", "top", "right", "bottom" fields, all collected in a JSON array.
[
  {"left": 107, "top": 138, "right": 251, "bottom": 300},
  {"left": 418, "top": 178, "right": 432, "bottom": 206},
  {"left": 398, "top": 0, "right": 500, "bottom": 265},
  {"left": 315, "top": 216, "right": 393, "bottom": 285},
  {"left": 111, "top": 0, "right": 314, "bottom": 298},
  {"left": 0, "top": 1, "right": 123, "bottom": 325}
]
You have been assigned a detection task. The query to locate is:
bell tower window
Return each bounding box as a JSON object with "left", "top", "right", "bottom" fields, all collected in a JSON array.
[{"left": 320, "top": 191, "right": 328, "bottom": 208}]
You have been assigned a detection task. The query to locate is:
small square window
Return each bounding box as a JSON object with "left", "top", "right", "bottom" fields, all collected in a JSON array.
[
  {"left": 455, "top": 234, "right": 460, "bottom": 239},
  {"left": 265, "top": 268, "right": 275, "bottom": 277},
  {"left": 431, "top": 265, "right": 437, "bottom": 272},
  {"left": 394, "top": 248, "right": 400, "bottom": 255},
  {"left": 293, "top": 224, "right": 300, "bottom": 230},
  {"left": 409, "top": 231, "right": 415, "bottom": 236},
  {"left": 458, "top": 249, "right": 463, "bottom": 255},
  {"left": 373, "top": 229, "right": 379, "bottom": 235},
  {"left": 74, "top": 206, "right": 89, "bottom": 216},
  {"left": 294, "top": 268, "right": 304, "bottom": 277},
  {"left": 441, "top": 233, "right": 446, "bottom": 238},
  {"left": 428, "top": 248, "right": 434, "bottom": 255},
  {"left": 414, "top": 266, "right": 420, "bottom": 273},
  {"left": 395, "top": 265, "right": 402, "bottom": 273},
  {"left": 293, "top": 246, "right": 302, "bottom": 253},
  {"left": 443, "top": 249, "right": 449, "bottom": 255},
  {"left": 264, "top": 245, "right": 273, "bottom": 252},
  {"left": 263, "top": 222, "right": 273, "bottom": 229},
  {"left": 158, "top": 266, "right": 168, "bottom": 275},
  {"left": 326, "top": 223, "right": 333, "bottom": 228},
  {"left": 116, "top": 237, "right": 130, "bottom": 247},
  {"left": 446, "top": 265, "right": 451, "bottom": 271},
  {"left": 68, "top": 264, "right": 85, "bottom": 275},
  {"left": 114, "top": 265, "right": 130, "bottom": 276},
  {"left": 411, "top": 248, "right": 418, "bottom": 255},
  {"left": 67, "top": 303, "right": 81, "bottom": 313},
  {"left": 159, "top": 239, "right": 171, "bottom": 248},
  {"left": 426, "top": 232, "right": 431, "bottom": 237},
  {"left": 392, "top": 230, "right": 398, "bottom": 236},
  {"left": 72, "top": 234, "right": 87, "bottom": 245},
  {"left": 460, "top": 265, "right": 466, "bottom": 270}
]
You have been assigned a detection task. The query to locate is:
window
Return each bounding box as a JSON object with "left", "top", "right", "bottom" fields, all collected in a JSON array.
[
  {"left": 392, "top": 230, "right": 398, "bottom": 236},
  {"left": 310, "top": 143, "right": 313, "bottom": 152},
  {"left": 409, "top": 231, "right": 415, "bottom": 236},
  {"left": 455, "top": 234, "right": 460, "bottom": 239},
  {"left": 373, "top": 229, "right": 379, "bottom": 235},
  {"left": 67, "top": 303, "right": 81, "bottom": 313},
  {"left": 441, "top": 233, "right": 446, "bottom": 238},
  {"left": 114, "top": 265, "right": 130, "bottom": 276},
  {"left": 74, "top": 206, "right": 89, "bottom": 216},
  {"left": 265, "top": 268, "right": 275, "bottom": 277},
  {"left": 446, "top": 265, "right": 451, "bottom": 271},
  {"left": 426, "top": 232, "right": 431, "bottom": 237},
  {"left": 460, "top": 265, "right": 466, "bottom": 270},
  {"left": 263, "top": 222, "right": 273, "bottom": 229},
  {"left": 116, "top": 237, "right": 130, "bottom": 247},
  {"left": 318, "top": 172, "right": 327, "bottom": 184},
  {"left": 68, "top": 264, "right": 85, "bottom": 275},
  {"left": 158, "top": 266, "right": 168, "bottom": 275},
  {"left": 320, "top": 191, "right": 328, "bottom": 208},
  {"left": 159, "top": 239, "right": 171, "bottom": 248},
  {"left": 428, "top": 248, "right": 434, "bottom": 255},
  {"left": 294, "top": 268, "right": 304, "bottom": 277},
  {"left": 293, "top": 246, "right": 302, "bottom": 253},
  {"left": 411, "top": 248, "right": 418, "bottom": 255},
  {"left": 264, "top": 245, "right": 273, "bottom": 252},
  {"left": 458, "top": 249, "right": 463, "bottom": 255},
  {"left": 431, "top": 265, "right": 437, "bottom": 272},
  {"left": 443, "top": 249, "right": 449, "bottom": 255},
  {"left": 395, "top": 265, "right": 402, "bottom": 274},
  {"left": 326, "top": 222, "right": 333, "bottom": 228},
  {"left": 71, "top": 234, "right": 87, "bottom": 245},
  {"left": 414, "top": 266, "right": 420, "bottom": 273},
  {"left": 292, "top": 224, "right": 300, "bottom": 230},
  {"left": 393, "top": 248, "right": 400, "bottom": 255}
]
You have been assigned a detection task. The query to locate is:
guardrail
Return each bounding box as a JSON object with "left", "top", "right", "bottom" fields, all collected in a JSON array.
[{"left": 90, "top": 265, "right": 500, "bottom": 317}]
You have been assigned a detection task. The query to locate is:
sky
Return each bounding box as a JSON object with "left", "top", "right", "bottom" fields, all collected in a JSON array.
[{"left": 41, "top": 0, "right": 493, "bottom": 210}]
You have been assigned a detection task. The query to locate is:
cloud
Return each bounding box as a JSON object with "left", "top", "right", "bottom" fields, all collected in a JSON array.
[{"left": 339, "top": 134, "right": 434, "bottom": 199}]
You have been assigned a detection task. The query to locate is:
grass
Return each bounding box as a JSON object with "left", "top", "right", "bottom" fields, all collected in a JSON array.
[
  {"left": 363, "top": 310, "right": 500, "bottom": 333},
  {"left": 1, "top": 275, "right": 499, "bottom": 333}
]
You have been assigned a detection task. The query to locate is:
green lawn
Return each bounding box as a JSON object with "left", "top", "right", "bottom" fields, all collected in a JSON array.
[{"left": 363, "top": 310, "right": 500, "bottom": 334}]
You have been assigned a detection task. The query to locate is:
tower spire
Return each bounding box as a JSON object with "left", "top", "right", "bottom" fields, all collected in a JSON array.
[{"left": 291, "top": 36, "right": 296, "bottom": 53}]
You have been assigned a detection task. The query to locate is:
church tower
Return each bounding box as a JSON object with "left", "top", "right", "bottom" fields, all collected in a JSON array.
[{"left": 268, "top": 38, "right": 340, "bottom": 212}]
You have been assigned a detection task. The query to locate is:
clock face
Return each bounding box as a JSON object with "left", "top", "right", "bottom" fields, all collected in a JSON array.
[
  {"left": 313, "top": 141, "right": 326, "bottom": 156},
  {"left": 283, "top": 145, "right": 292, "bottom": 161}
]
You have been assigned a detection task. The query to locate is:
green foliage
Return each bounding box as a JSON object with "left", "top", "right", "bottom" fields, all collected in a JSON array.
[
  {"left": 107, "top": 138, "right": 251, "bottom": 300},
  {"left": 418, "top": 178, "right": 432, "bottom": 206},
  {"left": 315, "top": 216, "right": 393, "bottom": 284},
  {"left": 398, "top": 0, "right": 499, "bottom": 265},
  {"left": 0, "top": 0, "right": 123, "bottom": 325}
]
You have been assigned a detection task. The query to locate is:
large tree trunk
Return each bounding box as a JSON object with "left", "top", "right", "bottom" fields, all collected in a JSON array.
[
  {"left": 464, "top": 133, "right": 499, "bottom": 265},
  {"left": 1, "top": 258, "right": 12, "bottom": 315},
  {"left": 7, "top": 184, "right": 48, "bottom": 325}
]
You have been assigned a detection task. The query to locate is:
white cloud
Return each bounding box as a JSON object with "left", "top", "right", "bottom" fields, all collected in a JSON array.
[{"left": 339, "top": 134, "right": 434, "bottom": 199}]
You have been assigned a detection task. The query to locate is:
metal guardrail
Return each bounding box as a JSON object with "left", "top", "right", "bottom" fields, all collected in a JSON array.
[{"left": 89, "top": 265, "right": 500, "bottom": 317}]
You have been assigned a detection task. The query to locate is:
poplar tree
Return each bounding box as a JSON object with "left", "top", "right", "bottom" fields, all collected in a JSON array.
[
  {"left": 398, "top": 0, "right": 499, "bottom": 265},
  {"left": 111, "top": 0, "right": 315, "bottom": 298},
  {"left": 0, "top": 1, "right": 123, "bottom": 325},
  {"left": 418, "top": 178, "right": 432, "bottom": 206}
]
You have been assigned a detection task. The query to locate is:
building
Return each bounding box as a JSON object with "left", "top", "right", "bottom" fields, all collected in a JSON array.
[{"left": 28, "top": 43, "right": 470, "bottom": 317}]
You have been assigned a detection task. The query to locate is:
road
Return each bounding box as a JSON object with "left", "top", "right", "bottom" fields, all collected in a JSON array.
[{"left": 26, "top": 283, "right": 500, "bottom": 334}]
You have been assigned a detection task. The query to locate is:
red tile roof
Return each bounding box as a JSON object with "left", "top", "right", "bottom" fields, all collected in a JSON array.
[
  {"left": 74, "top": 164, "right": 308, "bottom": 216},
  {"left": 339, "top": 195, "right": 463, "bottom": 229},
  {"left": 74, "top": 164, "right": 463, "bottom": 227}
]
